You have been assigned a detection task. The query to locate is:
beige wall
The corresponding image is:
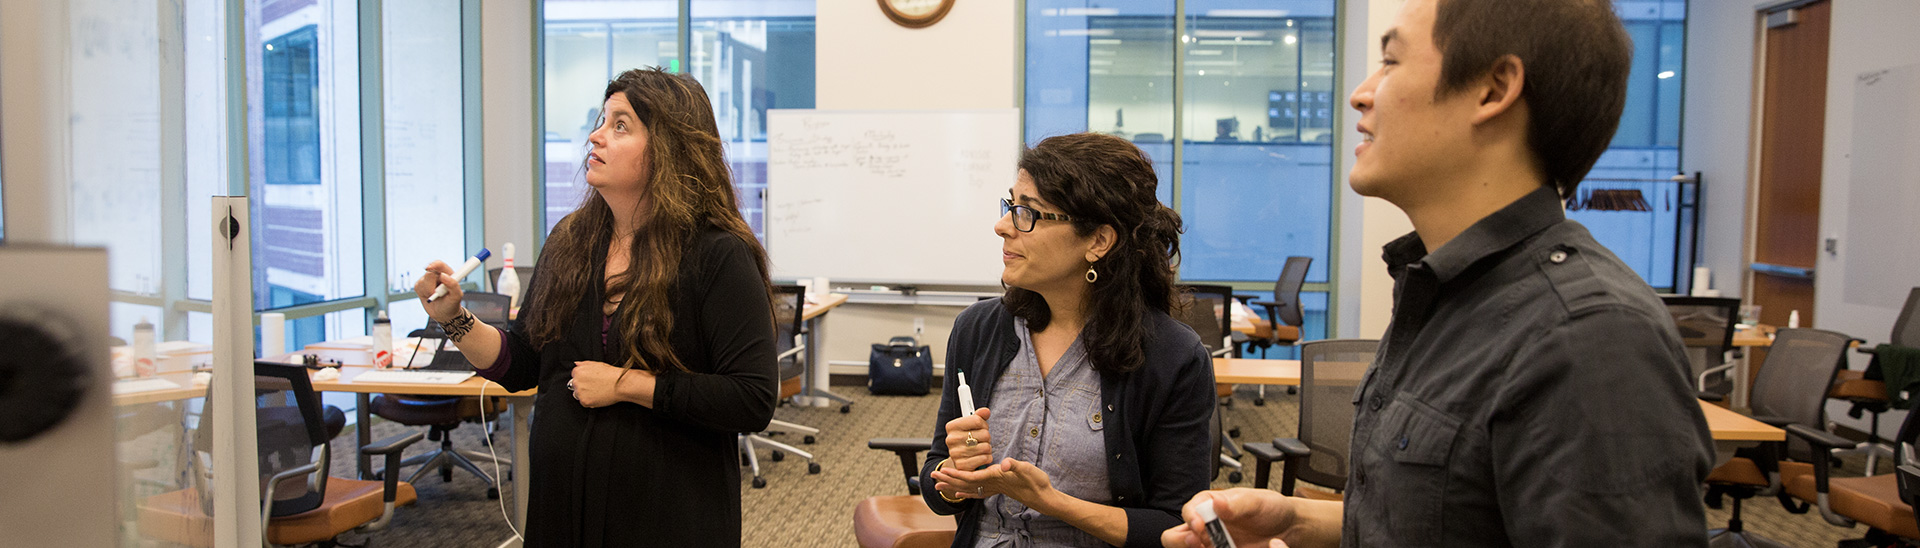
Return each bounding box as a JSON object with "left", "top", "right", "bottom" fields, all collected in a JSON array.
[{"left": 810, "top": 1, "right": 1019, "bottom": 372}]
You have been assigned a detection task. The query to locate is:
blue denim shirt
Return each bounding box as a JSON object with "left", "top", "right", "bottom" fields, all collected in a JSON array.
[{"left": 973, "top": 318, "right": 1111, "bottom": 547}]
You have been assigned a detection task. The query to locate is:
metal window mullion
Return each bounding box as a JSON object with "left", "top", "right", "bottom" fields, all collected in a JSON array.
[
  {"left": 1326, "top": 3, "right": 1348, "bottom": 336},
  {"left": 1170, "top": 0, "right": 1186, "bottom": 220},
  {"left": 360, "top": 0, "right": 388, "bottom": 320},
  {"left": 463, "top": 0, "right": 485, "bottom": 255},
  {"left": 531, "top": 0, "right": 547, "bottom": 255},
  {"left": 159, "top": 0, "right": 190, "bottom": 340},
  {"left": 678, "top": 0, "right": 692, "bottom": 72},
  {"left": 227, "top": 0, "right": 248, "bottom": 197}
]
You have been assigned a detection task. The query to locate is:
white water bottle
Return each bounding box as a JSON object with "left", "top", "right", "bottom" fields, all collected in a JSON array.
[
  {"left": 498, "top": 242, "right": 522, "bottom": 319},
  {"left": 372, "top": 309, "right": 394, "bottom": 369},
  {"left": 1787, "top": 309, "right": 1801, "bottom": 329},
  {"left": 133, "top": 316, "right": 157, "bottom": 378}
]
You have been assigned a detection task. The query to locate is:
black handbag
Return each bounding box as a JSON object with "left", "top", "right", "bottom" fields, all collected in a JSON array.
[{"left": 868, "top": 336, "right": 932, "bottom": 396}]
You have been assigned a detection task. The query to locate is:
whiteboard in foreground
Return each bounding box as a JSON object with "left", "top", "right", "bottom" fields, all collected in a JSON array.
[{"left": 767, "top": 109, "right": 1019, "bottom": 285}]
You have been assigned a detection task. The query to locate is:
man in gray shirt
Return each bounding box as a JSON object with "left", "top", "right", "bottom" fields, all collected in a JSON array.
[{"left": 1164, "top": 0, "right": 1715, "bottom": 546}]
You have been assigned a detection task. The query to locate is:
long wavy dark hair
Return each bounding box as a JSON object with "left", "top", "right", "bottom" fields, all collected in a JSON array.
[
  {"left": 524, "top": 67, "right": 774, "bottom": 373},
  {"left": 1004, "top": 133, "right": 1184, "bottom": 374}
]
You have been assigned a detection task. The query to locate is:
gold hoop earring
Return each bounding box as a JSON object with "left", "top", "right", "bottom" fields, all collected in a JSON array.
[{"left": 1085, "top": 267, "right": 1098, "bottom": 284}]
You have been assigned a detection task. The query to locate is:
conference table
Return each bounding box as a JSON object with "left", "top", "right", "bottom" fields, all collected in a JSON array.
[{"left": 1211, "top": 357, "right": 1786, "bottom": 462}]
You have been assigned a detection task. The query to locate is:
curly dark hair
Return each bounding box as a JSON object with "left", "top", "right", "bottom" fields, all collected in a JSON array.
[{"left": 1003, "top": 133, "right": 1184, "bottom": 374}]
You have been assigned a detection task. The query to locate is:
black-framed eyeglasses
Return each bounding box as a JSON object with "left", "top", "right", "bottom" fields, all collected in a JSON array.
[{"left": 1000, "top": 198, "right": 1076, "bottom": 233}]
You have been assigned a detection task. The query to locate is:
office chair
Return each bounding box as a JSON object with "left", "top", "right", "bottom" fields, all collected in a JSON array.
[
  {"left": 485, "top": 265, "right": 535, "bottom": 294},
  {"left": 1237, "top": 256, "right": 1312, "bottom": 404},
  {"left": 740, "top": 285, "right": 822, "bottom": 488},
  {"left": 1176, "top": 284, "right": 1246, "bottom": 483},
  {"left": 1776, "top": 390, "right": 1920, "bottom": 547},
  {"left": 1700, "top": 328, "right": 1856, "bottom": 548},
  {"left": 1243, "top": 339, "right": 1377, "bottom": 500},
  {"left": 1659, "top": 295, "right": 1743, "bottom": 400},
  {"left": 1830, "top": 287, "right": 1920, "bottom": 474},
  {"left": 138, "top": 361, "right": 422, "bottom": 547},
  {"left": 369, "top": 292, "right": 512, "bottom": 498},
  {"left": 854, "top": 438, "right": 958, "bottom": 548}
]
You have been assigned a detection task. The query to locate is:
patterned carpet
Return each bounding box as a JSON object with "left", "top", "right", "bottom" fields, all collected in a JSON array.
[{"left": 303, "top": 383, "right": 1870, "bottom": 548}]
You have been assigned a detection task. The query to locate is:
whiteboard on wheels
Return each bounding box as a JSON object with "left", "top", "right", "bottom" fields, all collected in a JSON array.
[{"left": 766, "top": 109, "right": 1019, "bottom": 286}]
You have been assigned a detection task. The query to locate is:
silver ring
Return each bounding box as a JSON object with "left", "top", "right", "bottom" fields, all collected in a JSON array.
[{"left": 964, "top": 433, "right": 978, "bottom": 448}]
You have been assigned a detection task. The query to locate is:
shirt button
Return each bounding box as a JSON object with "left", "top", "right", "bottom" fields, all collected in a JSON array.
[
  {"left": 1397, "top": 436, "right": 1409, "bottom": 450},
  {"left": 1030, "top": 426, "right": 1040, "bottom": 438},
  {"left": 1113, "top": 453, "right": 1122, "bottom": 460},
  {"left": 1106, "top": 404, "right": 1114, "bottom": 412},
  {"left": 1369, "top": 394, "right": 1385, "bottom": 411},
  {"left": 1116, "top": 495, "right": 1126, "bottom": 502},
  {"left": 1092, "top": 413, "right": 1102, "bottom": 423},
  {"left": 1549, "top": 250, "right": 1569, "bottom": 263}
]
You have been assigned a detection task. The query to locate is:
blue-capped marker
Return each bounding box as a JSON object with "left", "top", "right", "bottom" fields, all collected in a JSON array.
[{"left": 428, "top": 249, "right": 491, "bottom": 302}]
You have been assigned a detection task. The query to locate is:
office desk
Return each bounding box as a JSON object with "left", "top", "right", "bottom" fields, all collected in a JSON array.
[
  {"left": 112, "top": 372, "right": 207, "bottom": 406},
  {"left": 798, "top": 293, "right": 851, "bottom": 410},
  {"left": 271, "top": 348, "right": 537, "bottom": 538},
  {"left": 1701, "top": 400, "right": 1786, "bottom": 467}
]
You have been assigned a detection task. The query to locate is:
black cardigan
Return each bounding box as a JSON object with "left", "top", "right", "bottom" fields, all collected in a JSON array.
[
  {"left": 495, "top": 227, "right": 778, "bottom": 547},
  {"left": 920, "top": 298, "right": 1216, "bottom": 547}
]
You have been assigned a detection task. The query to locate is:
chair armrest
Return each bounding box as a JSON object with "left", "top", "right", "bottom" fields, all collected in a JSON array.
[
  {"left": 1243, "top": 442, "right": 1284, "bottom": 489},
  {"left": 868, "top": 437, "right": 930, "bottom": 453},
  {"left": 1696, "top": 391, "right": 1726, "bottom": 403},
  {"left": 360, "top": 431, "right": 425, "bottom": 456},
  {"left": 1233, "top": 294, "right": 1258, "bottom": 304},
  {"left": 1249, "top": 300, "right": 1278, "bottom": 308},
  {"left": 1750, "top": 415, "right": 1796, "bottom": 429},
  {"left": 1784, "top": 424, "right": 1853, "bottom": 450},
  {"left": 869, "top": 438, "right": 931, "bottom": 496},
  {"left": 1273, "top": 437, "right": 1312, "bottom": 458}
]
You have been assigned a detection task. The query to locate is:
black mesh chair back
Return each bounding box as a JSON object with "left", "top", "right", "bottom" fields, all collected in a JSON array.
[
  {"left": 1750, "top": 328, "right": 1855, "bottom": 460},
  {"left": 1659, "top": 295, "right": 1741, "bottom": 393},
  {"left": 1177, "top": 285, "right": 1234, "bottom": 357},
  {"left": 1893, "top": 288, "right": 1920, "bottom": 348},
  {"left": 486, "top": 266, "right": 536, "bottom": 294},
  {"left": 774, "top": 285, "right": 807, "bottom": 381},
  {"left": 190, "top": 361, "right": 334, "bottom": 518},
  {"left": 1272, "top": 257, "right": 1312, "bottom": 328},
  {"left": 1297, "top": 339, "right": 1379, "bottom": 490}
]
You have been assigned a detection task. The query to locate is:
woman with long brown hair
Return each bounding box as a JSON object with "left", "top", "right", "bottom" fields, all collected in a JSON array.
[{"left": 413, "top": 67, "right": 777, "bottom": 547}]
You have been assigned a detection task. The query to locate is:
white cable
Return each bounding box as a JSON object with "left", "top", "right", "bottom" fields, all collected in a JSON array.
[{"left": 478, "top": 379, "right": 524, "bottom": 541}]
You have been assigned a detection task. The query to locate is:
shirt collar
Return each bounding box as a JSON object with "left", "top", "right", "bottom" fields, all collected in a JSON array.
[{"left": 1381, "top": 185, "right": 1566, "bottom": 284}]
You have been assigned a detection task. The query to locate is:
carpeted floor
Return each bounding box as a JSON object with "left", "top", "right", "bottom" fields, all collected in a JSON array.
[{"left": 308, "top": 384, "right": 1869, "bottom": 548}]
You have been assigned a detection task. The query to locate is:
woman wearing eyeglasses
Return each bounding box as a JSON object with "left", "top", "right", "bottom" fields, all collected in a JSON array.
[{"left": 920, "top": 132, "right": 1217, "bottom": 547}]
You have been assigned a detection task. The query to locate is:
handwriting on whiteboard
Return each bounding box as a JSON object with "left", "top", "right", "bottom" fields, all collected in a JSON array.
[{"left": 773, "top": 124, "right": 912, "bottom": 179}]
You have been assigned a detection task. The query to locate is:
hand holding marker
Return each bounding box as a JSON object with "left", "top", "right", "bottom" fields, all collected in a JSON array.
[{"left": 429, "top": 249, "right": 491, "bottom": 302}]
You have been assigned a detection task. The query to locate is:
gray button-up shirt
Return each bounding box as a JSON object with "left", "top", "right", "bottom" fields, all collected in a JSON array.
[
  {"left": 1343, "top": 186, "right": 1715, "bottom": 547},
  {"left": 974, "top": 317, "right": 1110, "bottom": 547}
]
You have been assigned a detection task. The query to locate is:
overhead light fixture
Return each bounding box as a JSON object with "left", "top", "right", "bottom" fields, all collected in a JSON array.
[{"left": 1284, "top": 35, "right": 1297, "bottom": 45}]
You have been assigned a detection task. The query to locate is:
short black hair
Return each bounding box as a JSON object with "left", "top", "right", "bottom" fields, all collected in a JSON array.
[{"left": 1431, "top": 0, "right": 1633, "bottom": 198}]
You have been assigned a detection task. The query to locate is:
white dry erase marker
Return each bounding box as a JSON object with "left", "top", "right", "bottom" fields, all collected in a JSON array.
[
  {"left": 956, "top": 370, "right": 977, "bottom": 416},
  {"left": 1195, "top": 499, "right": 1238, "bottom": 548},
  {"left": 428, "top": 249, "right": 491, "bottom": 302}
]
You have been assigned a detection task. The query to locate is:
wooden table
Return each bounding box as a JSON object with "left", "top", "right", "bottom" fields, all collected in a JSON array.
[
  {"left": 1213, "top": 358, "right": 1301, "bottom": 385},
  {"left": 1726, "top": 325, "right": 1776, "bottom": 410},
  {"left": 269, "top": 348, "right": 537, "bottom": 537},
  {"left": 798, "top": 293, "right": 851, "bottom": 410}
]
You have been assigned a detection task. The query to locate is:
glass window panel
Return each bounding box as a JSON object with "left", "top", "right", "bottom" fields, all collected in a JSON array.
[
  {"left": 1574, "top": 1, "right": 1685, "bottom": 289},
  {"left": 1178, "top": 5, "right": 1336, "bottom": 285},
  {"left": 187, "top": 0, "right": 228, "bottom": 302},
  {"left": 247, "top": 0, "right": 366, "bottom": 329},
  {"left": 542, "top": 1, "right": 677, "bottom": 236},
  {"left": 383, "top": 0, "right": 466, "bottom": 296},
  {"left": 692, "top": 0, "right": 817, "bottom": 241},
  {"left": 1031, "top": 1, "right": 1178, "bottom": 204}
]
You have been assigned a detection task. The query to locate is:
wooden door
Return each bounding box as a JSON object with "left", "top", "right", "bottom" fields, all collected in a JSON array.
[{"left": 1750, "top": 1, "right": 1829, "bottom": 330}]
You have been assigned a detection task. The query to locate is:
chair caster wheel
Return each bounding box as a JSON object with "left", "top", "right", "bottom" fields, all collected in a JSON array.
[
  {"left": 487, "top": 487, "right": 499, "bottom": 500},
  {"left": 1222, "top": 399, "right": 1234, "bottom": 408},
  {"left": 752, "top": 477, "right": 767, "bottom": 489},
  {"left": 1228, "top": 471, "right": 1243, "bottom": 483},
  {"left": 771, "top": 451, "right": 786, "bottom": 462},
  {"left": 1254, "top": 397, "right": 1266, "bottom": 406},
  {"left": 804, "top": 435, "right": 816, "bottom": 445},
  {"left": 1287, "top": 387, "right": 1297, "bottom": 395},
  {"left": 1228, "top": 428, "right": 1241, "bottom": 439},
  {"left": 442, "top": 468, "right": 454, "bottom": 483},
  {"left": 808, "top": 463, "right": 822, "bottom": 474},
  {"left": 840, "top": 405, "right": 851, "bottom": 414}
]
